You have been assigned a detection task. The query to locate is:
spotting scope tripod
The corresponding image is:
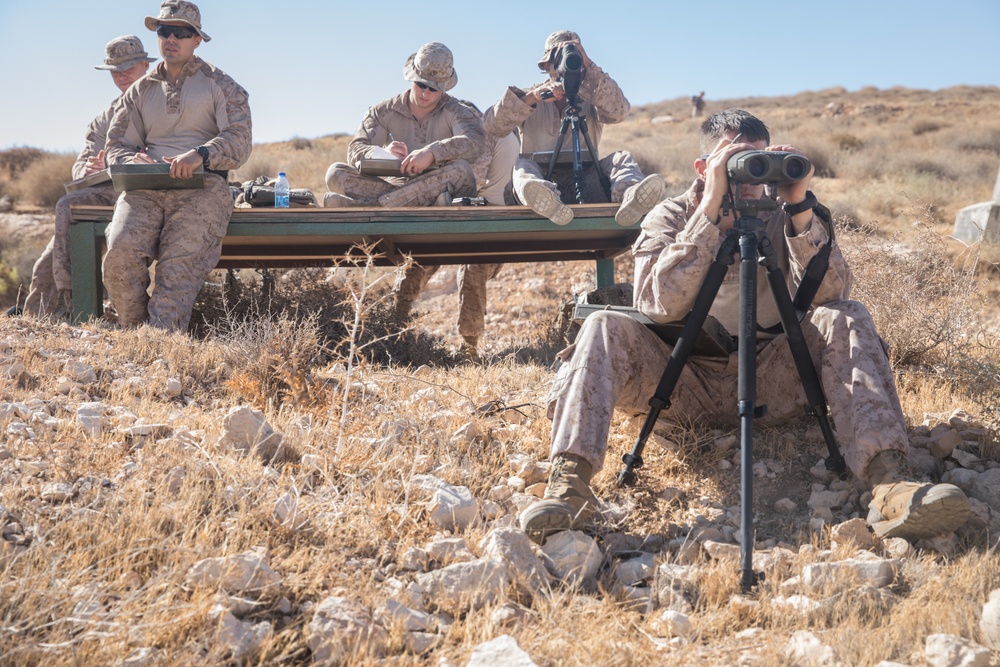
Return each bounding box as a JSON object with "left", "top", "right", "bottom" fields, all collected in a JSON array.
[{"left": 616, "top": 184, "right": 847, "bottom": 593}]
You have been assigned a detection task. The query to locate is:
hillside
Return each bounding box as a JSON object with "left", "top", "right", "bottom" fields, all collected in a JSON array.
[{"left": 1, "top": 87, "right": 999, "bottom": 666}]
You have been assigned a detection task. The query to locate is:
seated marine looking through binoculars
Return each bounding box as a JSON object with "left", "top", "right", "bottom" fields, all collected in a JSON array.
[
  {"left": 520, "top": 109, "right": 971, "bottom": 563},
  {"left": 483, "top": 30, "right": 665, "bottom": 227}
]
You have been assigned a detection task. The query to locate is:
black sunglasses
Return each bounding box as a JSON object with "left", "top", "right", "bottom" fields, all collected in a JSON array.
[
  {"left": 157, "top": 25, "right": 197, "bottom": 40},
  {"left": 415, "top": 82, "right": 439, "bottom": 93}
]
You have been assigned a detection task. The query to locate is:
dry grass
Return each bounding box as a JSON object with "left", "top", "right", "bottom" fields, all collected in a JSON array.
[
  {"left": 6, "top": 153, "right": 75, "bottom": 208},
  {"left": 1, "top": 86, "right": 1000, "bottom": 666},
  {"left": 231, "top": 134, "right": 352, "bottom": 196}
]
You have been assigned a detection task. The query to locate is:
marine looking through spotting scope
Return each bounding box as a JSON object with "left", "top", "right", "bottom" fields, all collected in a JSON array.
[{"left": 727, "top": 150, "right": 811, "bottom": 185}]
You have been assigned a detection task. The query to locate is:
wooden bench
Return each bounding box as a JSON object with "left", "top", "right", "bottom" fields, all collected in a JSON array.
[{"left": 69, "top": 203, "right": 639, "bottom": 324}]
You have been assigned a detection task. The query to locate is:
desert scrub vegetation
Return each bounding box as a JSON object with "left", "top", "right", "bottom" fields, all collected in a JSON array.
[
  {"left": 230, "top": 134, "right": 352, "bottom": 197},
  {"left": 2, "top": 86, "right": 1000, "bottom": 666},
  {"left": 838, "top": 202, "right": 1000, "bottom": 423}
]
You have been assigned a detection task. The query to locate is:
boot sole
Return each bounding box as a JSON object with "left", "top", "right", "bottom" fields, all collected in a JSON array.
[
  {"left": 522, "top": 181, "right": 573, "bottom": 226},
  {"left": 870, "top": 484, "right": 971, "bottom": 541},
  {"left": 615, "top": 175, "right": 665, "bottom": 226}
]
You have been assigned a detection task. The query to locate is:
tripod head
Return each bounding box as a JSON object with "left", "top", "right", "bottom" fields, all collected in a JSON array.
[{"left": 723, "top": 180, "right": 779, "bottom": 224}]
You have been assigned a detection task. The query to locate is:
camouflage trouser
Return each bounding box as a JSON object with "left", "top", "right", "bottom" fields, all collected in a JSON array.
[
  {"left": 393, "top": 263, "right": 502, "bottom": 339},
  {"left": 23, "top": 184, "right": 117, "bottom": 318},
  {"left": 478, "top": 133, "right": 520, "bottom": 206},
  {"left": 102, "top": 174, "right": 232, "bottom": 332},
  {"left": 512, "top": 150, "right": 645, "bottom": 206},
  {"left": 325, "top": 160, "right": 477, "bottom": 207},
  {"left": 546, "top": 302, "right": 908, "bottom": 482}
]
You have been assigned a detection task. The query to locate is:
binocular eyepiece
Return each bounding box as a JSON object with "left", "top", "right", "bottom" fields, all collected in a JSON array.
[{"left": 726, "top": 150, "right": 811, "bottom": 185}]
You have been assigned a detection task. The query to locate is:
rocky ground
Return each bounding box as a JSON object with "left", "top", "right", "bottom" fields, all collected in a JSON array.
[{"left": 1, "top": 209, "right": 1000, "bottom": 665}]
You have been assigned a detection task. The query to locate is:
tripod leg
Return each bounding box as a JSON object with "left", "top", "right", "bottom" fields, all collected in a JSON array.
[
  {"left": 544, "top": 116, "right": 572, "bottom": 182},
  {"left": 578, "top": 116, "right": 613, "bottom": 201},
  {"left": 757, "top": 235, "right": 847, "bottom": 477},
  {"left": 737, "top": 229, "right": 764, "bottom": 593},
  {"left": 617, "top": 232, "right": 739, "bottom": 486},
  {"left": 570, "top": 116, "right": 587, "bottom": 204}
]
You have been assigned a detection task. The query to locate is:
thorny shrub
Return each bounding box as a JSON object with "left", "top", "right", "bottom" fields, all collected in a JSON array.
[
  {"left": 189, "top": 252, "right": 451, "bottom": 408},
  {"left": 8, "top": 153, "right": 75, "bottom": 207},
  {"left": 838, "top": 203, "right": 1000, "bottom": 424}
]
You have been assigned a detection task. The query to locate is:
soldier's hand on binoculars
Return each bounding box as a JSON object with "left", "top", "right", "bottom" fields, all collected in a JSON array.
[
  {"left": 698, "top": 139, "right": 757, "bottom": 228},
  {"left": 767, "top": 144, "right": 813, "bottom": 204}
]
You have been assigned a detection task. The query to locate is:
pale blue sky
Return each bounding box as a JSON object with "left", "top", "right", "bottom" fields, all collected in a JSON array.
[{"left": 1, "top": 0, "right": 997, "bottom": 153}]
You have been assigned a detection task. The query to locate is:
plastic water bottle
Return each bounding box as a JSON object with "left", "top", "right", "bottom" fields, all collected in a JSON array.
[{"left": 274, "top": 172, "right": 290, "bottom": 208}]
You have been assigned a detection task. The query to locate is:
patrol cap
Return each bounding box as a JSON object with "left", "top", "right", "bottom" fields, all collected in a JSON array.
[
  {"left": 538, "top": 29, "right": 581, "bottom": 69},
  {"left": 403, "top": 42, "right": 457, "bottom": 92},
  {"left": 94, "top": 35, "right": 157, "bottom": 71},
  {"left": 144, "top": 0, "right": 211, "bottom": 42}
]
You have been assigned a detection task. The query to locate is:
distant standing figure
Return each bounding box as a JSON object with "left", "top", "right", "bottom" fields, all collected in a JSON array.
[
  {"left": 19, "top": 36, "right": 156, "bottom": 319},
  {"left": 691, "top": 91, "right": 706, "bottom": 118}
]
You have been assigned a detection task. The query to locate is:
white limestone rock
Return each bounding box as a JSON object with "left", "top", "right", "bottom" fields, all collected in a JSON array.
[
  {"left": 184, "top": 550, "right": 282, "bottom": 598},
  {"left": 305, "top": 596, "right": 386, "bottom": 665},
  {"left": 979, "top": 589, "right": 1000, "bottom": 650},
  {"left": 924, "top": 633, "right": 991, "bottom": 667},
  {"left": 540, "top": 530, "right": 602, "bottom": 585},
  {"left": 467, "top": 634, "right": 538, "bottom": 667}
]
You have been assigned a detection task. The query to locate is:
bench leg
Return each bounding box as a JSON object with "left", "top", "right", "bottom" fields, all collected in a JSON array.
[
  {"left": 595, "top": 258, "right": 615, "bottom": 289},
  {"left": 70, "top": 222, "right": 104, "bottom": 324}
]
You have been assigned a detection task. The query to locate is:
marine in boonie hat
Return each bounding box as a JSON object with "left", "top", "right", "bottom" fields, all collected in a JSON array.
[
  {"left": 94, "top": 35, "right": 157, "bottom": 71},
  {"left": 144, "top": 0, "right": 212, "bottom": 42},
  {"left": 403, "top": 42, "right": 458, "bottom": 93},
  {"left": 537, "top": 29, "right": 581, "bottom": 69}
]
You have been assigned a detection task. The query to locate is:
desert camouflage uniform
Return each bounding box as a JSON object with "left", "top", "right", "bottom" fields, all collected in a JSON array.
[
  {"left": 547, "top": 179, "right": 908, "bottom": 481},
  {"left": 325, "top": 92, "right": 483, "bottom": 206},
  {"left": 393, "top": 130, "right": 517, "bottom": 340},
  {"left": 24, "top": 102, "right": 119, "bottom": 318},
  {"left": 483, "top": 63, "right": 645, "bottom": 205},
  {"left": 103, "top": 56, "right": 251, "bottom": 331}
]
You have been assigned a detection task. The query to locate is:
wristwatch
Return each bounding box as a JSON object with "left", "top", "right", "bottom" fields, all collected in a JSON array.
[
  {"left": 195, "top": 145, "right": 210, "bottom": 167},
  {"left": 783, "top": 190, "right": 817, "bottom": 217}
]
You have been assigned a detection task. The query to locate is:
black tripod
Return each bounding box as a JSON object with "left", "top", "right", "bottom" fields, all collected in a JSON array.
[
  {"left": 616, "top": 186, "right": 847, "bottom": 592},
  {"left": 542, "top": 97, "right": 612, "bottom": 204}
]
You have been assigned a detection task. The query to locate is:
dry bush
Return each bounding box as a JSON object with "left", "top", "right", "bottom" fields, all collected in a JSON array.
[
  {"left": 191, "top": 258, "right": 450, "bottom": 378},
  {"left": 8, "top": 153, "right": 75, "bottom": 207},
  {"left": 912, "top": 119, "right": 945, "bottom": 136},
  {"left": 840, "top": 208, "right": 981, "bottom": 366},
  {"left": 0, "top": 261, "right": 18, "bottom": 307},
  {"left": 839, "top": 205, "right": 1000, "bottom": 422},
  {"left": 0, "top": 146, "right": 47, "bottom": 182},
  {"left": 952, "top": 127, "right": 1000, "bottom": 154},
  {"left": 232, "top": 134, "right": 351, "bottom": 197},
  {"left": 830, "top": 132, "right": 864, "bottom": 151}
]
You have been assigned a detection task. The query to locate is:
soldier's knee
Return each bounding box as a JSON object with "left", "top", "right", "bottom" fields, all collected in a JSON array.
[{"left": 325, "top": 162, "right": 353, "bottom": 192}]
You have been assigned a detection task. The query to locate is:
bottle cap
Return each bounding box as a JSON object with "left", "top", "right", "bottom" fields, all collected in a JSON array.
[{"left": 278, "top": 172, "right": 286, "bottom": 177}]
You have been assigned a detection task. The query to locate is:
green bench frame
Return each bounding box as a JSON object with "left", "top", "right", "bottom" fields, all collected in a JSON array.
[{"left": 68, "top": 203, "right": 639, "bottom": 324}]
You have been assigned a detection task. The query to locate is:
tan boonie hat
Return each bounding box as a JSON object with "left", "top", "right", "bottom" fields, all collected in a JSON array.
[
  {"left": 403, "top": 42, "right": 457, "bottom": 92},
  {"left": 144, "top": 0, "right": 211, "bottom": 42},
  {"left": 94, "top": 35, "right": 157, "bottom": 71},
  {"left": 538, "top": 29, "right": 581, "bottom": 69}
]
